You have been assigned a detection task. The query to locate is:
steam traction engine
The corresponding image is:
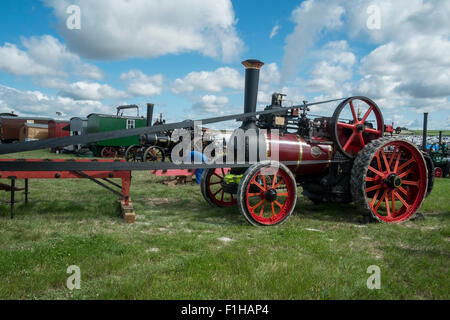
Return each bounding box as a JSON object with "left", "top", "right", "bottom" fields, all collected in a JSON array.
[{"left": 201, "top": 60, "right": 432, "bottom": 226}]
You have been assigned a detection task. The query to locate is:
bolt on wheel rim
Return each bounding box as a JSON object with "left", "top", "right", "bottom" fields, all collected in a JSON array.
[{"left": 364, "top": 141, "right": 427, "bottom": 223}]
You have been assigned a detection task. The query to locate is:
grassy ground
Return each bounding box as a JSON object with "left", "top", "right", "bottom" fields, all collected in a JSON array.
[
  {"left": 409, "top": 130, "right": 450, "bottom": 136},
  {"left": 0, "top": 150, "right": 448, "bottom": 300}
]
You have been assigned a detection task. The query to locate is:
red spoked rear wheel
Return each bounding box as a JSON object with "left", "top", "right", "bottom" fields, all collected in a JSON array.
[
  {"left": 237, "top": 161, "right": 297, "bottom": 226},
  {"left": 101, "top": 147, "right": 118, "bottom": 158},
  {"left": 201, "top": 168, "right": 236, "bottom": 208},
  {"left": 331, "top": 97, "right": 384, "bottom": 158},
  {"left": 352, "top": 138, "right": 428, "bottom": 223}
]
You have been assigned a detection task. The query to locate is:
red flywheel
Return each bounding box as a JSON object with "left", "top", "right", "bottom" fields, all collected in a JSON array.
[{"left": 331, "top": 97, "right": 384, "bottom": 158}]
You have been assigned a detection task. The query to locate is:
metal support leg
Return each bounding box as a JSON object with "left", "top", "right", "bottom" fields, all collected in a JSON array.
[
  {"left": 10, "top": 179, "right": 15, "bottom": 219},
  {"left": 25, "top": 179, "right": 29, "bottom": 205}
]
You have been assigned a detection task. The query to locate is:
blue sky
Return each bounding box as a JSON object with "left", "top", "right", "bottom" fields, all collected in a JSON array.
[{"left": 0, "top": 0, "right": 448, "bottom": 130}]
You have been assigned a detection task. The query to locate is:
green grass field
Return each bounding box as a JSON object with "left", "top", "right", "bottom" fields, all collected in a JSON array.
[
  {"left": 409, "top": 130, "right": 450, "bottom": 136},
  {"left": 0, "top": 150, "right": 448, "bottom": 300}
]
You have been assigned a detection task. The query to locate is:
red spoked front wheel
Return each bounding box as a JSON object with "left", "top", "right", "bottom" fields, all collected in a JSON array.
[
  {"left": 351, "top": 138, "right": 428, "bottom": 223},
  {"left": 331, "top": 97, "right": 384, "bottom": 158},
  {"left": 201, "top": 168, "right": 237, "bottom": 208},
  {"left": 237, "top": 161, "right": 297, "bottom": 226}
]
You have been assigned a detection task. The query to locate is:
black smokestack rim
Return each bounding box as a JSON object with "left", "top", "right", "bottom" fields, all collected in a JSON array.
[{"left": 241, "top": 59, "right": 264, "bottom": 130}]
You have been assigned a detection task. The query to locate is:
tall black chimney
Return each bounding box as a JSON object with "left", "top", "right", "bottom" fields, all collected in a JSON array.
[
  {"left": 422, "top": 112, "right": 428, "bottom": 152},
  {"left": 147, "top": 103, "right": 154, "bottom": 127},
  {"left": 241, "top": 59, "right": 264, "bottom": 129}
]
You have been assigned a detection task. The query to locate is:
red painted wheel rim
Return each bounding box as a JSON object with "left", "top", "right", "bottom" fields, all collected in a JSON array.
[
  {"left": 245, "top": 166, "right": 296, "bottom": 225},
  {"left": 206, "top": 168, "right": 236, "bottom": 207},
  {"left": 434, "top": 167, "right": 443, "bottom": 178},
  {"left": 101, "top": 147, "right": 117, "bottom": 158},
  {"left": 364, "top": 141, "right": 427, "bottom": 223},
  {"left": 336, "top": 99, "right": 383, "bottom": 156}
]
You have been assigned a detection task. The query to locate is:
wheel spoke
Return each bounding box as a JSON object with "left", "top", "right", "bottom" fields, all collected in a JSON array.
[
  {"left": 395, "top": 191, "right": 410, "bottom": 210},
  {"left": 385, "top": 196, "right": 391, "bottom": 217},
  {"left": 393, "top": 151, "right": 401, "bottom": 173},
  {"left": 271, "top": 203, "right": 276, "bottom": 217},
  {"left": 252, "top": 180, "right": 266, "bottom": 191},
  {"left": 252, "top": 199, "right": 265, "bottom": 211},
  {"left": 397, "top": 158, "right": 415, "bottom": 172},
  {"left": 343, "top": 132, "right": 356, "bottom": 151},
  {"left": 272, "top": 172, "right": 278, "bottom": 188},
  {"left": 365, "top": 177, "right": 377, "bottom": 182},
  {"left": 375, "top": 152, "right": 382, "bottom": 171},
  {"left": 349, "top": 101, "right": 358, "bottom": 122},
  {"left": 274, "top": 200, "right": 283, "bottom": 209},
  {"left": 338, "top": 122, "right": 355, "bottom": 130},
  {"left": 212, "top": 173, "right": 223, "bottom": 179},
  {"left": 374, "top": 190, "right": 388, "bottom": 211},
  {"left": 364, "top": 128, "right": 381, "bottom": 135},
  {"left": 248, "top": 193, "right": 262, "bottom": 197},
  {"left": 259, "top": 204, "right": 265, "bottom": 217},
  {"left": 368, "top": 166, "right": 383, "bottom": 177},
  {"left": 391, "top": 191, "right": 396, "bottom": 217},
  {"left": 273, "top": 179, "right": 285, "bottom": 189},
  {"left": 213, "top": 188, "right": 223, "bottom": 197},
  {"left": 398, "top": 168, "right": 412, "bottom": 178},
  {"left": 381, "top": 151, "right": 391, "bottom": 173},
  {"left": 366, "top": 184, "right": 382, "bottom": 192},
  {"left": 370, "top": 189, "right": 381, "bottom": 207},
  {"left": 402, "top": 180, "right": 419, "bottom": 187},
  {"left": 398, "top": 186, "right": 409, "bottom": 197},
  {"left": 361, "top": 106, "right": 374, "bottom": 123},
  {"left": 277, "top": 193, "right": 289, "bottom": 196},
  {"left": 388, "top": 147, "right": 398, "bottom": 168},
  {"left": 262, "top": 175, "right": 267, "bottom": 189},
  {"left": 357, "top": 132, "right": 365, "bottom": 147}
]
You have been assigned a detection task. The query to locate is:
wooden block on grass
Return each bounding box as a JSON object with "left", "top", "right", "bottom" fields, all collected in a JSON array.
[{"left": 119, "top": 198, "right": 135, "bottom": 223}]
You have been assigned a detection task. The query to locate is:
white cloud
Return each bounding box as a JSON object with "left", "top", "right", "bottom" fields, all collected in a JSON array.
[
  {"left": 0, "top": 84, "right": 110, "bottom": 118},
  {"left": 0, "top": 35, "right": 103, "bottom": 80},
  {"left": 58, "top": 81, "right": 128, "bottom": 101},
  {"left": 346, "top": 0, "right": 450, "bottom": 43},
  {"left": 281, "top": 0, "right": 345, "bottom": 84},
  {"left": 121, "top": 70, "right": 163, "bottom": 97},
  {"left": 44, "top": 0, "right": 244, "bottom": 62},
  {"left": 306, "top": 41, "right": 355, "bottom": 96},
  {"left": 270, "top": 25, "right": 280, "bottom": 39},
  {"left": 172, "top": 67, "right": 243, "bottom": 94},
  {"left": 0, "top": 43, "right": 55, "bottom": 76},
  {"left": 192, "top": 95, "right": 229, "bottom": 114},
  {"left": 279, "top": 0, "right": 450, "bottom": 116},
  {"left": 355, "top": 35, "right": 450, "bottom": 112}
]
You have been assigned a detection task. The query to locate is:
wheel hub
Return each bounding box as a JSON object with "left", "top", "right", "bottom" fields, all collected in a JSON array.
[
  {"left": 385, "top": 173, "right": 402, "bottom": 189},
  {"left": 356, "top": 124, "right": 365, "bottom": 132},
  {"left": 264, "top": 189, "right": 278, "bottom": 202}
]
